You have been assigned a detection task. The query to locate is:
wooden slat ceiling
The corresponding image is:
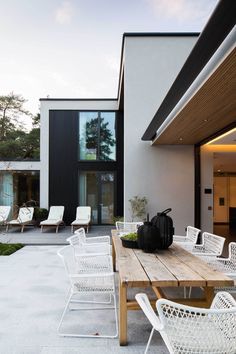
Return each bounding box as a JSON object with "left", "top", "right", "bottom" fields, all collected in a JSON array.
[{"left": 153, "top": 48, "right": 236, "bottom": 145}]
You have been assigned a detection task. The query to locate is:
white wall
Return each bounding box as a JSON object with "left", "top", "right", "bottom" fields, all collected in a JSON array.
[
  {"left": 40, "top": 99, "right": 118, "bottom": 209},
  {"left": 124, "top": 36, "right": 197, "bottom": 234}
]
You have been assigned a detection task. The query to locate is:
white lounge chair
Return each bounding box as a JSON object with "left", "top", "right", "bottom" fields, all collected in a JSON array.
[
  {"left": 57, "top": 245, "right": 118, "bottom": 338},
  {"left": 71, "top": 206, "right": 91, "bottom": 233},
  {"left": 0, "top": 206, "right": 11, "bottom": 226},
  {"left": 136, "top": 292, "right": 236, "bottom": 354},
  {"left": 40, "top": 206, "right": 64, "bottom": 233},
  {"left": 6, "top": 207, "right": 34, "bottom": 233}
]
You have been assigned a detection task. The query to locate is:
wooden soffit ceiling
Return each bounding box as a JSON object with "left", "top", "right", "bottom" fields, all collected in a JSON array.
[{"left": 153, "top": 48, "right": 236, "bottom": 145}]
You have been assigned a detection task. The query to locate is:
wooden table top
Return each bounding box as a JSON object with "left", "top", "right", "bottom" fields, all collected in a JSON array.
[{"left": 112, "top": 234, "right": 234, "bottom": 288}]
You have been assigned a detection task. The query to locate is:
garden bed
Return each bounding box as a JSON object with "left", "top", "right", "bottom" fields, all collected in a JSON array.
[{"left": 0, "top": 243, "right": 24, "bottom": 256}]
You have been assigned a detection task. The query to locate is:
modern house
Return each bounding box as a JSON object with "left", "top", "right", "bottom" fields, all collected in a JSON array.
[{"left": 0, "top": 0, "right": 235, "bottom": 235}]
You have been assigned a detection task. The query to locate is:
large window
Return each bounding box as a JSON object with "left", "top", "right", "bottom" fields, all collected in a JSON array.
[
  {"left": 78, "top": 111, "right": 116, "bottom": 161},
  {"left": 0, "top": 171, "right": 39, "bottom": 216}
]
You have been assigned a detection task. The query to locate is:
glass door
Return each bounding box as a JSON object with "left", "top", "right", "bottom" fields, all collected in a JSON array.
[{"left": 79, "top": 171, "right": 115, "bottom": 224}]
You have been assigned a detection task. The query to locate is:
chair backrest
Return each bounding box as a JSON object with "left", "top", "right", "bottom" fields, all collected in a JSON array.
[
  {"left": 76, "top": 206, "right": 91, "bottom": 220},
  {"left": 156, "top": 291, "right": 236, "bottom": 353},
  {"left": 73, "top": 227, "right": 86, "bottom": 242},
  {"left": 0, "top": 206, "right": 11, "bottom": 223},
  {"left": 202, "top": 232, "right": 225, "bottom": 255},
  {"left": 57, "top": 245, "right": 77, "bottom": 276},
  {"left": 115, "top": 221, "right": 143, "bottom": 234},
  {"left": 17, "top": 207, "right": 34, "bottom": 223},
  {"left": 48, "top": 206, "right": 64, "bottom": 220},
  {"left": 186, "top": 226, "right": 201, "bottom": 243},
  {"left": 228, "top": 242, "right": 236, "bottom": 264}
]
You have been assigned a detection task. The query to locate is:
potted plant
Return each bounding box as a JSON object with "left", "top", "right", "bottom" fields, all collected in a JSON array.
[{"left": 33, "top": 207, "right": 49, "bottom": 227}]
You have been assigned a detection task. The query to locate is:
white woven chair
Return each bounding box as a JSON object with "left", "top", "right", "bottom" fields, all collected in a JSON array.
[
  {"left": 40, "top": 206, "right": 64, "bottom": 233},
  {"left": 173, "top": 226, "right": 201, "bottom": 251},
  {"left": 6, "top": 207, "right": 34, "bottom": 233},
  {"left": 0, "top": 206, "right": 11, "bottom": 226},
  {"left": 71, "top": 206, "right": 91, "bottom": 233},
  {"left": 191, "top": 232, "right": 225, "bottom": 261},
  {"left": 115, "top": 221, "right": 143, "bottom": 236},
  {"left": 57, "top": 245, "right": 118, "bottom": 338},
  {"left": 207, "top": 242, "right": 236, "bottom": 294},
  {"left": 67, "top": 228, "right": 111, "bottom": 257},
  {"left": 136, "top": 292, "right": 236, "bottom": 354}
]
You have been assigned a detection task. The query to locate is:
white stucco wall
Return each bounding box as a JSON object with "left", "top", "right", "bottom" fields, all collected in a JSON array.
[
  {"left": 124, "top": 36, "right": 197, "bottom": 234},
  {"left": 40, "top": 99, "right": 118, "bottom": 208}
]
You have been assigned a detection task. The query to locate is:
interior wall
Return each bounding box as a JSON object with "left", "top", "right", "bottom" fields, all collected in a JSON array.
[{"left": 214, "top": 176, "right": 236, "bottom": 223}]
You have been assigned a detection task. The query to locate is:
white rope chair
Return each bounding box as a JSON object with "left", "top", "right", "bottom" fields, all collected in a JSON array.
[
  {"left": 173, "top": 226, "right": 201, "bottom": 251},
  {"left": 57, "top": 245, "right": 118, "bottom": 338},
  {"left": 136, "top": 292, "right": 236, "bottom": 354},
  {"left": 191, "top": 232, "right": 225, "bottom": 262},
  {"left": 67, "top": 228, "right": 111, "bottom": 257},
  {"left": 115, "top": 221, "right": 143, "bottom": 236},
  {"left": 206, "top": 242, "right": 236, "bottom": 294}
]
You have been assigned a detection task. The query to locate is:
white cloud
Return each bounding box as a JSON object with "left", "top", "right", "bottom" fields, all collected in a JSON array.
[
  {"left": 146, "top": 0, "right": 216, "bottom": 24},
  {"left": 55, "top": 1, "right": 73, "bottom": 25}
]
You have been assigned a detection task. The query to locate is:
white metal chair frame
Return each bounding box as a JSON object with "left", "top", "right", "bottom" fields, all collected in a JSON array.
[
  {"left": 6, "top": 207, "right": 34, "bottom": 233},
  {"left": 173, "top": 226, "right": 201, "bottom": 251},
  {"left": 57, "top": 245, "right": 118, "bottom": 338},
  {"left": 67, "top": 228, "right": 111, "bottom": 257},
  {"left": 136, "top": 292, "right": 236, "bottom": 354},
  {"left": 115, "top": 221, "right": 143, "bottom": 236},
  {"left": 191, "top": 232, "right": 225, "bottom": 261}
]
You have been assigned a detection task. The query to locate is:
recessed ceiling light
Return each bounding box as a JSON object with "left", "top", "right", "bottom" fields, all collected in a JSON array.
[
  {"left": 217, "top": 169, "right": 221, "bottom": 172},
  {"left": 179, "top": 137, "right": 183, "bottom": 141},
  {"left": 203, "top": 119, "right": 208, "bottom": 122}
]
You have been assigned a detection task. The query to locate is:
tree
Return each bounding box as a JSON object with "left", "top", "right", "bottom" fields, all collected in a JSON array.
[
  {"left": 0, "top": 92, "right": 31, "bottom": 140},
  {"left": 0, "top": 93, "right": 40, "bottom": 160},
  {"left": 85, "top": 117, "right": 115, "bottom": 160}
]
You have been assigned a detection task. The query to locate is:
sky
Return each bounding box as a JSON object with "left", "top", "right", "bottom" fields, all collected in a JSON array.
[{"left": 0, "top": 0, "right": 218, "bottom": 122}]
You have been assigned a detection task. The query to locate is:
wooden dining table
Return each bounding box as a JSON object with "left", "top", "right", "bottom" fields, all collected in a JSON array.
[{"left": 111, "top": 230, "right": 234, "bottom": 346}]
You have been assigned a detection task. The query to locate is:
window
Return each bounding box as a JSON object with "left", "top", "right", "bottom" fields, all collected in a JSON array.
[{"left": 78, "top": 111, "right": 116, "bottom": 161}]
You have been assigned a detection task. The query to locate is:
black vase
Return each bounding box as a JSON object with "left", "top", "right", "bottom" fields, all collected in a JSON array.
[
  {"left": 151, "top": 208, "right": 174, "bottom": 249},
  {"left": 137, "top": 221, "right": 159, "bottom": 253}
]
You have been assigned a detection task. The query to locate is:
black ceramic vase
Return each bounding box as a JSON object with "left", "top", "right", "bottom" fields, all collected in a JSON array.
[{"left": 137, "top": 215, "right": 159, "bottom": 253}]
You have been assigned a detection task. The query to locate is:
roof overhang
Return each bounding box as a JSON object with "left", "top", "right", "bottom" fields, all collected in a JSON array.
[{"left": 142, "top": 0, "right": 236, "bottom": 145}]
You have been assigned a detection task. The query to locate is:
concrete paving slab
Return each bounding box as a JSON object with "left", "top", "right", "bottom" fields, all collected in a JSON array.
[{"left": 0, "top": 245, "right": 168, "bottom": 354}]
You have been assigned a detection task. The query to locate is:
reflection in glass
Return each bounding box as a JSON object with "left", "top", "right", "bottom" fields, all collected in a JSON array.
[
  {"left": 78, "top": 112, "right": 116, "bottom": 161},
  {"left": 79, "top": 171, "right": 114, "bottom": 224}
]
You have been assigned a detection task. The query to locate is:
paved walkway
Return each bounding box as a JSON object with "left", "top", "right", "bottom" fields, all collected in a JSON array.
[
  {"left": 0, "top": 245, "right": 168, "bottom": 354},
  {"left": 0, "top": 226, "right": 114, "bottom": 245}
]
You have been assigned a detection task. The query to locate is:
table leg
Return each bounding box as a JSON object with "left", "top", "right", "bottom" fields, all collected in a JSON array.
[
  {"left": 203, "top": 286, "right": 214, "bottom": 307},
  {"left": 119, "top": 279, "right": 127, "bottom": 345},
  {"left": 112, "top": 241, "right": 116, "bottom": 271}
]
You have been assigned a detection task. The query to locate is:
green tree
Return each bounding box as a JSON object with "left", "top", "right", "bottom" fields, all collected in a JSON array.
[
  {"left": 85, "top": 117, "right": 115, "bottom": 160},
  {"left": 0, "top": 93, "right": 40, "bottom": 160},
  {"left": 0, "top": 92, "right": 31, "bottom": 140}
]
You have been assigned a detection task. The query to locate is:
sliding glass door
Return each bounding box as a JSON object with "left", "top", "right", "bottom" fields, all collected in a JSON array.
[{"left": 79, "top": 171, "right": 115, "bottom": 224}]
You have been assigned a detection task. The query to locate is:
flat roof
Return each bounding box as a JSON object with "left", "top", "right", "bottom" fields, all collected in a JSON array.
[{"left": 142, "top": 0, "right": 236, "bottom": 141}]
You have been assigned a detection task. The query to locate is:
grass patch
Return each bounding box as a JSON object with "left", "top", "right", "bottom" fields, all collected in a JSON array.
[{"left": 0, "top": 243, "right": 24, "bottom": 256}]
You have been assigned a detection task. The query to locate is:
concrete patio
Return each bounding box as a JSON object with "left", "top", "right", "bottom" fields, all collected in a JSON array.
[{"left": 0, "top": 241, "right": 168, "bottom": 354}]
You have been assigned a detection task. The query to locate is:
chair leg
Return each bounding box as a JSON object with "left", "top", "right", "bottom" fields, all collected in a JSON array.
[
  {"left": 71, "top": 225, "right": 73, "bottom": 233},
  {"left": 6, "top": 224, "right": 9, "bottom": 233},
  {"left": 145, "top": 327, "right": 155, "bottom": 354},
  {"left": 21, "top": 225, "right": 25, "bottom": 233},
  {"left": 56, "top": 225, "right": 59, "bottom": 233}
]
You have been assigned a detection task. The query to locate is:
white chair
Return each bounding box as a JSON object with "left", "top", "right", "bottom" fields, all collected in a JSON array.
[
  {"left": 57, "top": 245, "right": 118, "bottom": 338},
  {"left": 0, "top": 206, "right": 11, "bottom": 226},
  {"left": 191, "top": 232, "right": 225, "bottom": 261},
  {"left": 71, "top": 206, "right": 91, "bottom": 233},
  {"left": 115, "top": 221, "right": 143, "bottom": 236},
  {"left": 173, "top": 226, "right": 201, "bottom": 251},
  {"left": 40, "top": 206, "right": 64, "bottom": 233},
  {"left": 207, "top": 242, "right": 236, "bottom": 294},
  {"left": 6, "top": 207, "right": 34, "bottom": 233},
  {"left": 67, "top": 228, "right": 111, "bottom": 258},
  {"left": 136, "top": 292, "right": 236, "bottom": 354}
]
